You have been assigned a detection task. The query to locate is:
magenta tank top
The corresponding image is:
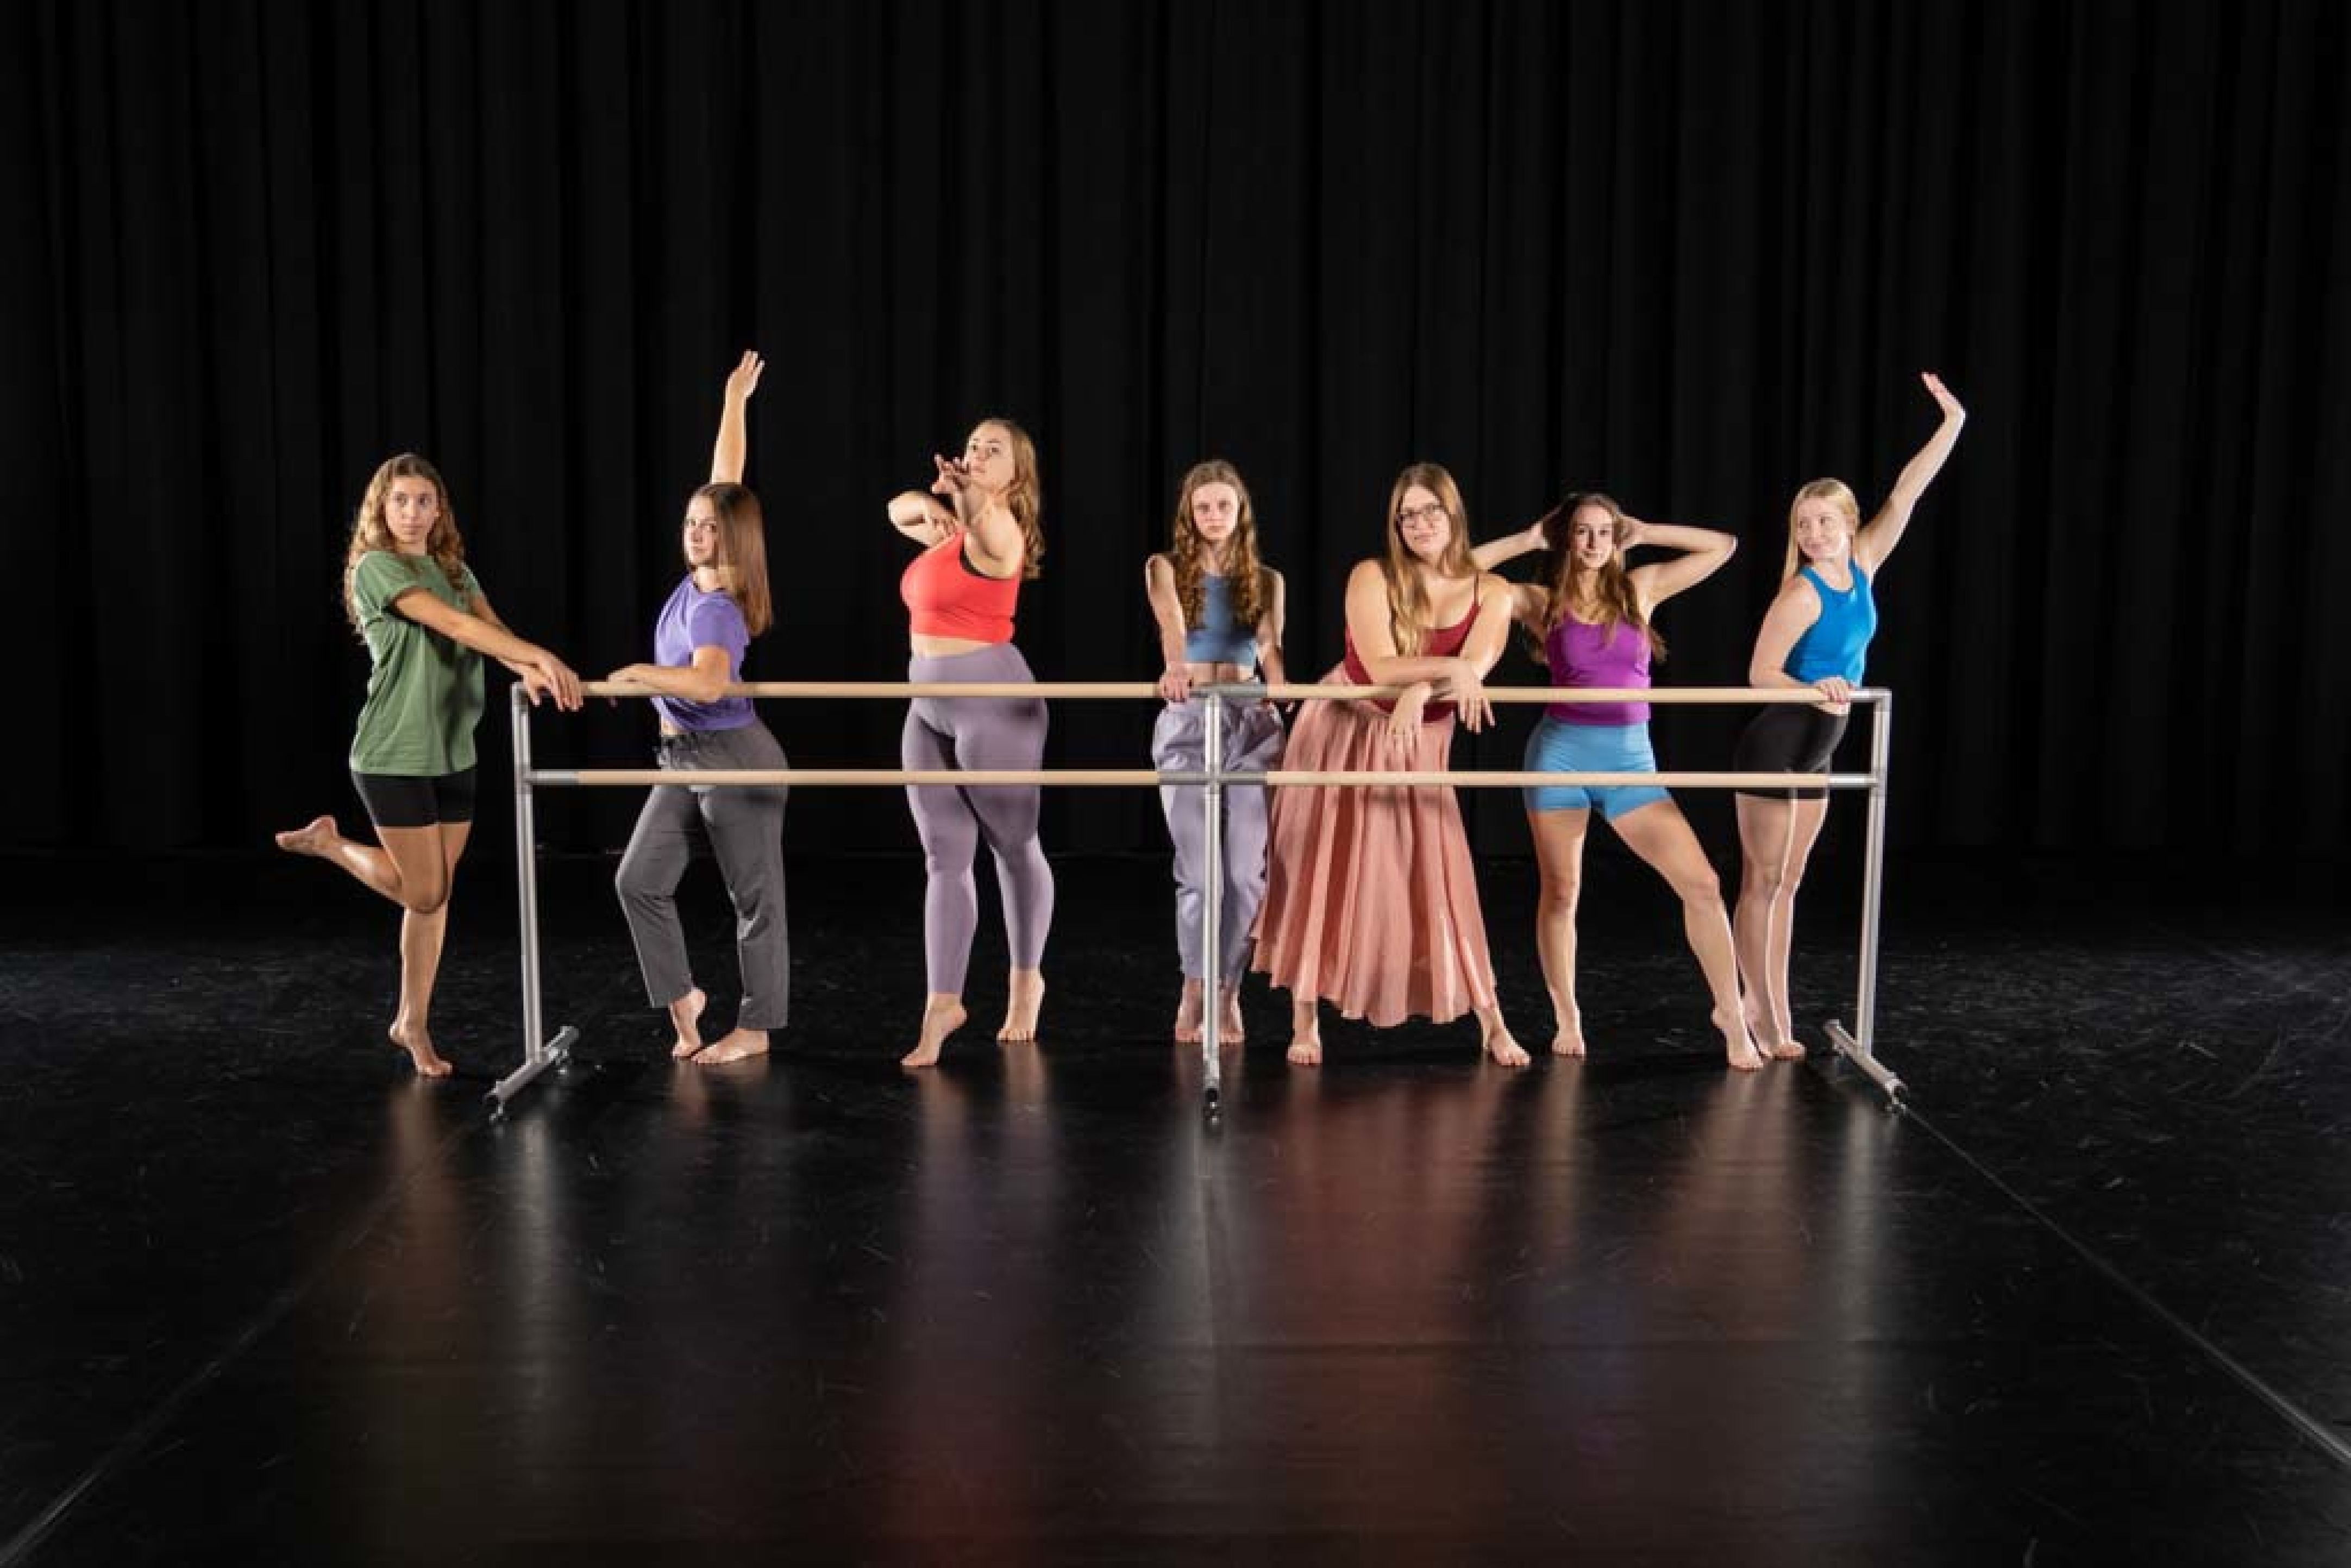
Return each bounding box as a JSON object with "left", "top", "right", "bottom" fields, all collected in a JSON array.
[{"left": 1545, "top": 613, "right": 1652, "bottom": 725}]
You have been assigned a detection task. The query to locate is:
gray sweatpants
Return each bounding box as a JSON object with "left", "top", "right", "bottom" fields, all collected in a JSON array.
[
  {"left": 615, "top": 719, "right": 791, "bottom": 1029},
  {"left": 1152, "top": 699, "right": 1286, "bottom": 983}
]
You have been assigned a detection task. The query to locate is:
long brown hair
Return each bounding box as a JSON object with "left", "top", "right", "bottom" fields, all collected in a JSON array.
[
  {"left": 1382, "top": 462, "right": 1479, "bottom": 655},
  {"left": 342, "top": 453, "right": 468, "bottom": 636},
  {"left": 1783, "top": 478, "right": 1861, "bottom": 580},
  {"left": 1531, "top": 491, "right": 1665, "bottom": 660},
  {"left": 977, "top": 416, "right": 1046, "bottom": 580},
  {"left": 1168, "top": 459, "right": 1268, "bottom": 628},
  {"left": 692, "top": 481, "right": 773, "bottom": 636}
]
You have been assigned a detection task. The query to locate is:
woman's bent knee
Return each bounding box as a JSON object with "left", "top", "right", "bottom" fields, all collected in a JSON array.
[
  {"left": 1679, "top": 871, "right": 1726, "bottom": 910},
  {"left": 400, "top": 883, "right": 450, "bottom": 916}
]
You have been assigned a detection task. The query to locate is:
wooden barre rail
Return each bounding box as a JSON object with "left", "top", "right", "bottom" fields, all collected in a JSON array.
[
  {"left": 576, "top": 680, "right": 1880, "bottom": 705},
  {"left": 531, "top": 768, "right": 1868, "bottom": 790}
]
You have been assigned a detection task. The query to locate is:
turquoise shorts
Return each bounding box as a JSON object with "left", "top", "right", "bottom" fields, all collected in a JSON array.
[{"left": 1522, "top": 717, "right": 1671, "bottom": 820}]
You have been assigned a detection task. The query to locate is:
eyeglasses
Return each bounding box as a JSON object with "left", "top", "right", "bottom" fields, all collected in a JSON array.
[{"left": 1396, "top": 502, "right": 1449, "bottom": 526}]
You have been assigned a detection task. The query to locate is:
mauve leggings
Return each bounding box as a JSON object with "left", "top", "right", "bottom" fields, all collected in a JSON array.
[{"left": 903, "top": 644, "right": 1055, "bottom": 995}]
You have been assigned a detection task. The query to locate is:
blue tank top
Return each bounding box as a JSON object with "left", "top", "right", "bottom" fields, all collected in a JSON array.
[
  {"left": 1183, "top": 572, "right": 1257, "bottom": 670},
  {"left": 1785, "top": 565, "right": 1877, "bottom": 685}
]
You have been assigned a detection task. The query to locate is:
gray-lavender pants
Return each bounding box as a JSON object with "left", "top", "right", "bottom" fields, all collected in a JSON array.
[
  {"left": 615, "top": 719, "right": 791, "bottom": 1028},
  {"left": 904, "top": 644, "right": 1055, "bottom": 996},
  {"left": 1152, "top": 699, "right": 1286, "bottom": 983}
]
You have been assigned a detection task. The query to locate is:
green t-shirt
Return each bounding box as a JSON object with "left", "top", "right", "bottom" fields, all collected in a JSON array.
[{"left": 348, "top": 550, "right": 487, "bottom": 776}]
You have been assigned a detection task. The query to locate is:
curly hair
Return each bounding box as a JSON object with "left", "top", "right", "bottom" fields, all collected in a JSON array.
[
  {"left": 342, "top": 454, "right": 469, "bottom": 635},
  {"left": 1168, "top": 459, "right": 1268, "bottom": 629}
]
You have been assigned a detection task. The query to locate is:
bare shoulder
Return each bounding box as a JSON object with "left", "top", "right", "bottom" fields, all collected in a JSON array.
[{"left": 1773, "top": 572, "right": 1823, "bottom": 614}]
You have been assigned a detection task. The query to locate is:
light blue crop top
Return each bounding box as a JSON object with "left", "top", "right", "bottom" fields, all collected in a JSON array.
[
  {"left": 1785, "top": 565, "right": 1878, "bottom": 685},
  {"left": 1183, "top": 573, "right": 1257, "bottom": 670}
]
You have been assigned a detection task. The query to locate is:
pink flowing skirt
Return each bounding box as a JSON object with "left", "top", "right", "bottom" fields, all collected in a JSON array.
[{"left": 1251, "top": 672, "right": 1499, "bottom": 1027}]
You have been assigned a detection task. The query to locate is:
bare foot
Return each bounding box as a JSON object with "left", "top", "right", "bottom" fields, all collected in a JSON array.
[
  {"left": 697, "top": 1027, "right": 769, "bottom": 1064},
  {"left": 1550, "top": 1017, "right": 1587, "bottom": 1058},
  {"left": 1284, "top": 999, "right": 1321, "bottom": 1065},
  {"left": 388, "top": 1022, "right": 453, "bottom": 1079},
  {"left": 275, "top": 815, "right": 341, "bottom": 858},
  {"left": 1715, "top": 1008, "right": 1765, "bottom": 1072},
  {"left": 998, "top": 969, "right": 1045, "bottom": 1043},
  {"left": 1217, "top": 984, "right": 1245, "bottom": 1045},
  {"left": 902, "top": 996, "right": 967, "bottom": 1069},
  {"left": 1173, "top": 979, "right": 1205, "bottom": 1044},
  {"left": 667, "top": 988, "right": 708, "bottom": 1058},
  {"left": 1744, "top": 1004, "right": 1804, "bottom": 1061},
  {"left": 1481, "top": 1019, "right": 1532, "bottom": 1069}
]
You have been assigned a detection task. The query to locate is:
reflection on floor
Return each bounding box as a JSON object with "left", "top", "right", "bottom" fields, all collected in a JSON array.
[{"left": 2, "top": 851, "right": 2347, "bottom": 1563}]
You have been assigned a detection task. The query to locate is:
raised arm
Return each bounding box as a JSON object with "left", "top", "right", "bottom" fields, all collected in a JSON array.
[
  {"left": 1855, "top": 371, "right": 1966, "bottom": 574},
  {"left": 709, "top": 350, "right": 764, "bottom": 485},
  {"left": 415, "top": 586, "right": 581, "bottom": 709},
  {"left": 1471, "top": 510, "right": 1553, "bottom": 572},
  {"left": 1622, "top": 515, "right": 1739, "bottom": 610},
  {"left": 960, "top": 493, "right": 1029, "bottom": 577},
  {"left": 888, "top": 455, "right": 969, "bottom": 547},
  {"left": 1493, "top": 578, "right": 1547, "bottom": 631},
  {"left": 1144, "top": 553, "right": 1195, "bottom": 700}
]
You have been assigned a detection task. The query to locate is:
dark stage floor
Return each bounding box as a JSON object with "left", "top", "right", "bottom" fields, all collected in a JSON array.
[{"left": 3, "top": 848, "right": 2348, "bottom": 1564}]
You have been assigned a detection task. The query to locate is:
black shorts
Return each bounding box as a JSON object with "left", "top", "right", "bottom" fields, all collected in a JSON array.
[
  {"left": 350, "top": 767, "right": 478, "bottom": 830},
  {"left": 1732, "top": 707, "right": 1849, "bottom": 801}
]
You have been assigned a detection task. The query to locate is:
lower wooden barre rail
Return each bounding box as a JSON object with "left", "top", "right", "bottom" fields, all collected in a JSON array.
[
  {"left": 531, "top": 768, "right": 1868, "bottom": 789},
  {"left": 1272, "top": 770, "right": 1866, "bottom": 788},
  {"left": 1257, "top": 684, "right": 1873, "bottom": 705},
  {"left": 538, "top": 768, "right": 1160, "bottom": 788}
]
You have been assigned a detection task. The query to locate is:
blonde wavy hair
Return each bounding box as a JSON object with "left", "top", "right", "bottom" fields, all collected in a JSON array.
[
  {"left": 1783, "top": 478, "right": 1862, "bottom": 579},
  {"left": 1382, "top": 462, "right": 1479, "bottom": 655}
]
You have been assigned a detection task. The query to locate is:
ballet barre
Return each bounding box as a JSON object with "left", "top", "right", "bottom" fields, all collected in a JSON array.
[{"left": 494, "top": 680, "right": 1901, "bottom": 1121}]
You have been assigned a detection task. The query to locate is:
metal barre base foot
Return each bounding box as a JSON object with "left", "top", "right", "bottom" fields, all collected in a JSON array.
[
  {"left": 486, "top": 1026, "right": 579, "bottom": 1113},
  {"left": 1825, "top": 1020, "right": 1903, "bottom": 1107}
]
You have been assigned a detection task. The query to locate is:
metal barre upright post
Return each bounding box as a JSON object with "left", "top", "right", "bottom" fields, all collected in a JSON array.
[
  {"left": 1826, "top": 692, "right": 1901, "bottom": 1104},
  {"left": 1200, "top": 688, "right": 1225, "bottom": 1121},
  {"left": 489, "top": 685, "right": 578, "bottom": 1112}
]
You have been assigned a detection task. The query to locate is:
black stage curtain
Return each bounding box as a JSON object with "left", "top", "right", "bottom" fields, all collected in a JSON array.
[{"left": 5, "top": 0, "right": 2347, "bottom": 860}]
